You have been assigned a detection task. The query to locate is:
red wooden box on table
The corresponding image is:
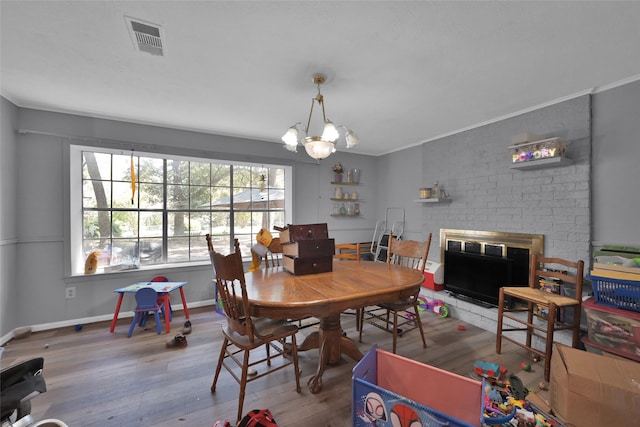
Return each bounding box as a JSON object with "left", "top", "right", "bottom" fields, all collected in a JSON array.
[{"left": 280, "top": 223, "right": 335, "bottom": 276}]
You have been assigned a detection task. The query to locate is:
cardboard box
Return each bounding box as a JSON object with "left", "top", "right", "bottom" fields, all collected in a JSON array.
[{"left": 549, "top": 344, "right": 640, "bottom": 426}]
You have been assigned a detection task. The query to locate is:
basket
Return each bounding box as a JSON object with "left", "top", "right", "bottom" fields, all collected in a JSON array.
[{"left": 590, "top": 274, "right": 640, "bottom": 313}]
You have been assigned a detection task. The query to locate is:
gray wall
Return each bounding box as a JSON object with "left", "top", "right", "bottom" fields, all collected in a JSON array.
[
  {"left": 2, "top": 78, "right": 639, "bottom": 336},
  {"left": 1, "top": 98, "right": 19, "bottom": 335},
  {"left": 1, "top": 106, "right": 377, "bottom": 336},
  {"left": 592, "top": 80, "right": 640, "bottom": 246}
]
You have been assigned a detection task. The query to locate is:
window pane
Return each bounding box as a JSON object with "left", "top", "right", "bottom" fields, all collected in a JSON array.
[
  {"left": 140, "top": 238, "right": 163, "bottom": 265},
  {"left": 211, "top": 187, "right": 231, "bottom": 211},
  {"left": 211, "top": 212, "right": 230, "bottom": 235},
  {"left": 167, "top": 184, "right": 189, "bottom": 209},
  {"left": 233, "top": 165, "right": 252, "bottom": 188},
  {"left": 111, "top": 238, "right": 140, "bottom": 265},
  {"left": 83, "top": 210, "right": 111, "bottom": 240},
  {"left": 190, "top": 234, "right": 209, "bottom": 261},
  {"left": 190, "top": 212, "right": 210, "bottom": 236},
  {"left": 168, "top": 212, "right": 189, "bottom": 237},
  {"left": 113, "top": 181, "right": 137, "bottom": 208},
  {"left": 112, "top": 211, "right": 138, "bottom": 238},
  {"left": 190, "top": 162, "right": 210, "bottom": 186},
  {"left": 83, "top": 180, "right": 111, "bottom": 209},
  {"left": 139, "top": 157, "right": 164, "bottom": 183},
  {"left": 140, "top": 212, "right": 163, "bottom": 237},
  {"left": 211, "top": 164, "right": 231, "bottom": 186},
  {"left": 167, "top": 237, "right": 189, "bottom": 262},
  {"left": 167, "top": 159, "right": 189, "bottom": 184},
  {"left": 139, "top": 183, "right": 164, "bottom": 209},
  {"left": 83, "top": 152, "right": 111, "bottom": 180},
  {"left": 190, "top": 185, "right": 210, "bottom": 209},
  {"left": 112, "top": 154, "right": 134, "bottom": 182}
]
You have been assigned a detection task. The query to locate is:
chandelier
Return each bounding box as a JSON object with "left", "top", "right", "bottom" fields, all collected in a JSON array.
[{"left": 282, "top": 73, "right": 359, "bottom": 160}]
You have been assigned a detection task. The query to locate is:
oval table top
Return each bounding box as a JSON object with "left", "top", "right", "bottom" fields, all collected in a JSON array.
[{"left": 243, "top": 260, "right": 425, "bottom": 320}]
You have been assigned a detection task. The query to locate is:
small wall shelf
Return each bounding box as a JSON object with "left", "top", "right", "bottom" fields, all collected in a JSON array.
[
  {"left": 331, "top": 181, "right": 359, "bottom": 186},
  {"left": 330, "top": 213, "right": 361, "bottom": 217},
  {"left": 413, "top": 198, "right": 451, "bottom": 204},
  {"left": 331, "top": 198, "right": 360, "bottom": 202},
  {"left": 510, "top": 157, "right": 573, "bottom": 171}
]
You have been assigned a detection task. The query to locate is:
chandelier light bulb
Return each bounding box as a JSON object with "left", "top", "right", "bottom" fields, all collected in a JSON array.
[
  {"left": 345, "top": 129, "right": 360, "bottom": 148},
  {"left": 321, "top": 121, "right": 339, "bottom": 142},
  {"left": 281, "top": 126, "right": 299, "bottom": 146}
]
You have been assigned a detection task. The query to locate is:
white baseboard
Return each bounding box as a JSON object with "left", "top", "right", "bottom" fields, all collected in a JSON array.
[{"left": 1, "top": 299, "right": 218, "bottom": 346}]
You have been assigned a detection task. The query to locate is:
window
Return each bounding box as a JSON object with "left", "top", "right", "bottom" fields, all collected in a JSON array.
[{"left": 71, "top": 146, "right": 291, "bottom": 274}]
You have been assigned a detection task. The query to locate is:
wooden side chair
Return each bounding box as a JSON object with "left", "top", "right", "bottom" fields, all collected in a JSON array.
[
  {"left": 210, "top": 239, "right": 301, "bottom": 424},
  {"left": 496, "top": 254, "right": 584, "bottom": 381},
  {"left": 359, "top": 233, "right": 431, "bottom": 354},
  {"left": 334, "top": 243, "right": 362, "bottom": 329}
]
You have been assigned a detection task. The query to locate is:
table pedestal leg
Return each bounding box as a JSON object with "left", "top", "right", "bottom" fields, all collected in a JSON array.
[{"left": 300, "top": 314, "right": 364, "bottom": 394}]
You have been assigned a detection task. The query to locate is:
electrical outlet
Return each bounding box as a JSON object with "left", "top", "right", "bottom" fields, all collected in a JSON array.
[{"left": 66, "top": 287, "right": 76, "bottom": 299}]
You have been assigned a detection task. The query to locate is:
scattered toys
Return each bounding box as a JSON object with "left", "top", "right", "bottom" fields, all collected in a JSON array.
[
  {"left": 520, "top": 362, "right": 532, "bottom": 372},
  {"left": 417, "top": 296, "right": 449, "bottom": 318},
  {"left": 474, "top": 360, "right": 508, "bottom": 381}
]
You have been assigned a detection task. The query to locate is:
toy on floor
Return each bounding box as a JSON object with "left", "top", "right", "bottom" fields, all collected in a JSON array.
[
  {"left": 417, "top": 295, "right": 449, "bottom": 318},
  {"left": 474, "top": 360, "right": 507, "bottom": 381}
]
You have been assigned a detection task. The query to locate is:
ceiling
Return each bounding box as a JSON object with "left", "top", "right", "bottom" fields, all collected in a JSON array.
[{"left": 2, "top": 1, "right": 640, "bottom": 157}]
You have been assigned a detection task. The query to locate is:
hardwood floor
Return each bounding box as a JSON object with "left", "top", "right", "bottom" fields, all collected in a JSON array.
[{"left": 1, "top": 305, "right": 546, "bottom": 426}]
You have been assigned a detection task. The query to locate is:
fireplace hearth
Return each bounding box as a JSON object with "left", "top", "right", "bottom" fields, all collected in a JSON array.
[{"left": 439, "top": 229, "right": 544, "bottom": 307}]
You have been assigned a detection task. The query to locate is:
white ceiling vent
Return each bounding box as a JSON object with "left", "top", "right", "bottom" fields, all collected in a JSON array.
[{"left": 125, "top": 16, "right": 165, "bottom": 56}]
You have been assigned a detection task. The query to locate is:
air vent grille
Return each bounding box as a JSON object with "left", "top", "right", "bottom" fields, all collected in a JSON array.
[{"left": 126, "top": 16, "right": 164, "bottom": 56}]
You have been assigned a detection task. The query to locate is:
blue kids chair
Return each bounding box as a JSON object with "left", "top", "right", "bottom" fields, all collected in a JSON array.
[{"left": 128, "top": 287, "right": 163, "bottom": 337}]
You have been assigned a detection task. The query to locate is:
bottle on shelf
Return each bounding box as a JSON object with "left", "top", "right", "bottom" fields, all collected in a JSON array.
[
  {"left": 339, "top": 203, "right": 347, "bottom": 215},
  {"left": 432, "top": 181, "right": 441, "bottom": 199},
  {"left": 334, "top": 187, "right": 343, "bottom": 199}
]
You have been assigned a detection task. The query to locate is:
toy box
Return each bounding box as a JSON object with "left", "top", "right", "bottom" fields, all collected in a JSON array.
[
  {"left": 353, "top": 346, "right": 488, "bottom": 427},
  {"left": 582, "top": 297, "right": 640, "bottom": 361},
  {"left": 549, "top": 344, "right": 640, "bottom": 427}
]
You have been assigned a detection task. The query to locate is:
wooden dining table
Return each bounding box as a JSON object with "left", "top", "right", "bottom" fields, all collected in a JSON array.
[{"left": 243, "top": 260, "right": 424, "bottom": 393}]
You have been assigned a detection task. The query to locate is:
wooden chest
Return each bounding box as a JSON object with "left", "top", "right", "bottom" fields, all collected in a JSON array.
[
  {"left": 279, "top": 223, "right": 329, "bottom": 243},
  {"left": 283, "top": 255, "right": 333, "bottom": 276},
  {"left": 281, "top": 239, "right": 335, "bottom": 258}
]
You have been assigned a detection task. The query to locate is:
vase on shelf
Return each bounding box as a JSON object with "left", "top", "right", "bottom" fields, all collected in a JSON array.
[
  {"left": 334, "top": 173, "right": 343, "bottom": 182},
  {"left": 350, "top": 169, "right": 360, "bottom": 184}
]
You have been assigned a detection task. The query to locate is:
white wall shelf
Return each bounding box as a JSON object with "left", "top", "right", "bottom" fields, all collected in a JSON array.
[
  {"left": 413, "top": 198, "right": 451, "bottom": 204},
  {"left": 510, "top": 157, "right": 572, "bottom": 171}
]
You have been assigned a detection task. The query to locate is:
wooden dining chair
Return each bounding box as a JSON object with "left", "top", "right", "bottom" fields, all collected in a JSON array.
[
  {"left": 210, "top": 239, "right": 301, "bottom": 424},
  {"left": 496, "top": 254, "right": 584, "bottom": 381},
  {"left": 334, "top": 243, "right": 362, "bottom": 330},
  {"left": 359, "top": 233, "right": 431, "bottom": 354},
  {"left": 263, "top": 237, "right": 283, "bottom": 268}
]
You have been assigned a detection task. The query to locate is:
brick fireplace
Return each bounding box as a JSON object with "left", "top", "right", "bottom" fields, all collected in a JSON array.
[
  {"left": 439, "top": 228, "right": 544, "bottom": 307},
  {"left": 419, "top": 228, "right": 573, "bottom": 347}
]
